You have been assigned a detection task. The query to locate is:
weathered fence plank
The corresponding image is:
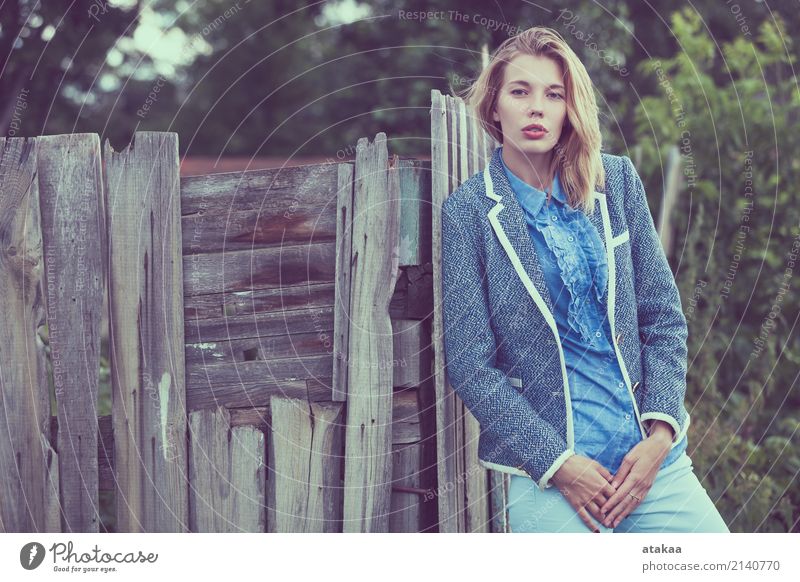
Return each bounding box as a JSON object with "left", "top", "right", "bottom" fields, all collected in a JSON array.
[
  {"left": 0, "top": 137, "right": 60, "bottom": 533},
  {"left": 188, "top": 407, "right": 266, "bottom": 532},
  {"left": 398, "top": 159, "right": 432, "bottom": 266},
  {"left": 104, "top": 131, "right": 189, "bottom": 532},
  {"left": 342, "top": 134, "right": 400, "bottom": 532},
  {"left": 391, "top": 319, "right": 427, "bottom": 388},
  {"left": 430, "top": 89, "right": 461, "bottom": 532},
  {"left": 183, "top": 242, "right": 336, "bottom": 296},
  {"left": 180, "top": 163, "right": 339, "bottom": 216},
  {"left": 332, "top": 162, "right": 355, "bottom": 402},
  {"left": 389, "top": 443, "right": 424, "bottom": 532},
  {"left": 37, "top": 133, "right": 106, "bottom": 532},
  {"left": 268, "top": 396, "right": 343, "bottom": 532},
  {"left": 184, "top": 304, "right": 334, "bottom": 343},
  {"left": 183, "top": 281, "right": 334, "bottom": 320}
]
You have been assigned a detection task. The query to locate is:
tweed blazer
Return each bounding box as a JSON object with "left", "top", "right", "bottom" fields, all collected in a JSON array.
[{"left": 440, "top": 146, "right": 690, "bottom": 491}]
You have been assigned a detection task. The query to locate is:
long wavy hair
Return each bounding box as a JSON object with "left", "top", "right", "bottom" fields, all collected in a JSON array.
[{"left": 456, "top": 27, "right": 605, "bottom": 214}]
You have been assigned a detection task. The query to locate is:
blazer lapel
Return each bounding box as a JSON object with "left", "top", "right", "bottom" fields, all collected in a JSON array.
[{"left": 483, "top": 147, "right": 611, "bottom": 334}]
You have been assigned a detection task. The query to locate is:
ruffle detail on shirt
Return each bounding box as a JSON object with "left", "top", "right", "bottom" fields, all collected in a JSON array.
[{"left": 537, "top": 204, "right": 609, "bottom": 342}]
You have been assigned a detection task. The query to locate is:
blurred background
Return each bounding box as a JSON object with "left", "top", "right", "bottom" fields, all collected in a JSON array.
[{"left": 3, "top": 0, "right": 798, "bottom": 532}]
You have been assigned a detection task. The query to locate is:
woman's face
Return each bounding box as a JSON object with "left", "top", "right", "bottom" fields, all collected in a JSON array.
[{"left": 491, "top": 53, "right": 568, "bottom": 158}]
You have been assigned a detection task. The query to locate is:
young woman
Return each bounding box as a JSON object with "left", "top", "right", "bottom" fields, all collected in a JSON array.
[{"left": 440, "top": 27, "right": 729, "bottom": 533}]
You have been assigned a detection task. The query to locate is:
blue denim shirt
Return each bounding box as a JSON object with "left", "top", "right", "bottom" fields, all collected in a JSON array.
[{"left": 500, "top": 151, "right": 687, "bottom": 473}]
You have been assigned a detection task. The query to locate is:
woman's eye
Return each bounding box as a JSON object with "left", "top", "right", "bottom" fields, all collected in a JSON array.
[
  {"left": 511, "top": 89, "right": 526, "bottom": 95},
  {"left": 548, "top": 92, "right": 564, "bottom": 100}
]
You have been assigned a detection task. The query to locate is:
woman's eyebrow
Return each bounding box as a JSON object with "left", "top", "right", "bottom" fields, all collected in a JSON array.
[{"left": 507, "top": 79, "right": 565, "bottom": 90}]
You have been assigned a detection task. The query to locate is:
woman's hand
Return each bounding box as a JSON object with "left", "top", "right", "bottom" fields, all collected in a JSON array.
[
  {"left": 550, "top": 454, "right": 617, "bottom": 532},
  {"left": 599, "top": 423, "right": 673, "bottom": 528}
]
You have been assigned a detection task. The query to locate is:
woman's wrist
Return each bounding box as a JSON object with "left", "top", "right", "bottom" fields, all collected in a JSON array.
[{"left": 647, "top": 420, "right": 674, "bottom": 447}]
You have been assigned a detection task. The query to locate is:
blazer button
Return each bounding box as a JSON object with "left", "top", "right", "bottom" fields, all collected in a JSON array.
[
  {"left": 616, "top": 333, "right": 623, "bottom": 344},
  {"left": 632, "top": 381, "right": 640, "bottom": 391}
]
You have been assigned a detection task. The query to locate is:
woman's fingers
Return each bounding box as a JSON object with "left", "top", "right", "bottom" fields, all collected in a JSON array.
[
  {"left": 586, "top": 500, "right": 605, "bottom": 525},
  {"left": 597, "top": 464, "right": 614, "bottom": 483},
  {"left": 611, "top": 456, "right": 634, "bottom": 489},
  {"left": 577, "top": 506, "right": 602, "bottom": 533},
  {"left": 605, "top": 484, "right": 649, "bottom": 527},
  {"left": 592, "top": 491, "right": 610, "bottom": 510},
  {"left": 600, "top": 471, "right": 637, "bottom": 515}
]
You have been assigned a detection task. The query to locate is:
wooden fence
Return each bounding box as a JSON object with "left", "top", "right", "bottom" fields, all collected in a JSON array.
[{"left": 0, "top": 90, "right": 509, "bottom": 533}]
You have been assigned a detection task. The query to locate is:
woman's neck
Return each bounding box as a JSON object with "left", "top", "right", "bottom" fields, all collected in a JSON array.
[{"left": 501, "top": 146, "right": 553, "bottom": 192}]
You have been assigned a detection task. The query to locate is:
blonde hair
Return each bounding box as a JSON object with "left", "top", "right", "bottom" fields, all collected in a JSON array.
[{"left": 456, "top": 27, "right": 605, "bottom": 214}]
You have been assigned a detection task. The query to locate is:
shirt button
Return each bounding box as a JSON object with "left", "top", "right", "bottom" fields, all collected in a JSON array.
[
  {"left": 625, "top": 414, "right": 631, "bottom": 420},
  {"left": 551, "top": 215, "right": 558, "bottom": 221},
  {"left": 595, "top": 331, "right": 602, "bottom": 337},
  {"left": 568, "top": 235, "right": 574, "bottom": 241}
]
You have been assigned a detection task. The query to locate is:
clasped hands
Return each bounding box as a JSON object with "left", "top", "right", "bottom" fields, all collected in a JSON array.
[{"left": 550, "top": 421, "right": 674, "bottom": 532}]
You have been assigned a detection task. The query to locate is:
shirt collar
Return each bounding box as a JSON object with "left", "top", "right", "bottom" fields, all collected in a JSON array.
[{"left": 499, "top": 147, "right": 566, "bottom": 216}]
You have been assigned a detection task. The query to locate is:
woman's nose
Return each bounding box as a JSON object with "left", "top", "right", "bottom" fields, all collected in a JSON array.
[{"left": 526, "top": 96, "right": 544, "bottom": 116}]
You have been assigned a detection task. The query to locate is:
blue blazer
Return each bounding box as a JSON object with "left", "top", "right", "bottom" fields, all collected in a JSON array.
[{"left": 441, "top": 147, "right": 690, "bottom": 491}]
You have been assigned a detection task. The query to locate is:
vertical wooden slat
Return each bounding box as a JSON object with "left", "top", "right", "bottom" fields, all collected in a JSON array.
[
  {"left": 430, "top": 90, "right": 461, "bottom": 532},
  {"left": 342, "top": 133, "right": 400, "bottom": 532},
  {"left": 0, "top": 137, "right": 60, "bottom": 533},
  {"left": 488, "top": 471, "right": 509, "bottom": 533},
  {"left": 104, "top": 131, "right": 189, "bottom": 532},
  {"left": 389, "top": 443, "right": 423, "bottom": 532},
  {"left": 469, "top": 102, "right": 481, "bottom": 175},
  {"left": 187, "top": 407, "right": 266, "bottom": 532},
  {"left": 445, "top": 95, "right": 468, "bottom": 534},
  {"left": 332, "top": 162, "right": 354, "bottom": 402},
  {"left": 269, "top": 396, "right": 343, "bottom": 532},
  {"left": 37, "top": 133, "right": 105, "bottom": 533},
  {"left": 398, "top": 159, "right": 429, "bottom": 266}
]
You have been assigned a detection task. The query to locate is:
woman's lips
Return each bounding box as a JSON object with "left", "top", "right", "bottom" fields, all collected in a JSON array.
[{"left": 522, "top": 127, "right": 548, "bottom": 140}]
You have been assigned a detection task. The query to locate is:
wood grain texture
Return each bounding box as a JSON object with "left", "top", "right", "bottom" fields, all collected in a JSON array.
[
  {"left": 389, "top": 443, "right": 424, "bottom": 532},
  {"left": 37, "top": 133, "right": 106, "bottom": 533},
  {"left": 183, "top": 281, "right": 334, "bottom": 320},
  {"left": 429, "top": 90, "right": 461, "bottom": 532},
  {"left": 397, "top": 159, "right": 432, "bottom": 267},
  {"left": 0, "top": 136, "right": 60, "bottom": 532},
  {"left": 188, "top": 407, "right": 266, "bottom": 532},
  {"left": 183, "top": 241, "right": 336, "bottom": 297},
  {"left": 342, "top": 134, "right": 400, "bottom": 532},
  {"left": 268, "top": 396, "right": 343, "bottom": 532},
  {"left": 105, "top": 132, "right": 189, "bottom": 532},
  {"left": 180, "top": 162, "right": 339, "bottom": 217},
  {"left": 332, "top": 162, "right": 354, "bottom": 402}
]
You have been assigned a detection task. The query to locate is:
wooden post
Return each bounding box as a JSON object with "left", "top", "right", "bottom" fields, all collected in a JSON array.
[
  {"left": 430, "top": 89, "right": 462, "bottom": 532},
  {"left": 188, "top": 407, "right": 266, "bottom": 532},
  {"left": 104, "top": 131, "right": 189, "bottom": 532},
  {"left": 37, "top": 133, "right": 106, "bottom": 532},
  {"left": 341, "top": 133, "right": 400, "bottom": 532},
  {"left": 333, "top": 162, "right": 354, "bottom": 402},
  {"left": 268, "top": 396, "right": 343, "bottom": 532},
  {"left": 0, "top": 137, "right": 60, "bottom": 532}
]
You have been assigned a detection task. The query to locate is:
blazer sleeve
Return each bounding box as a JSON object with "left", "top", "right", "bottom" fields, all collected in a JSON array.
[
  {"left": 620, "top": 156, "right": 689, "bottom": 447},
  {"left": 440, "top": 198, "right": 575, "bottom": 490}
]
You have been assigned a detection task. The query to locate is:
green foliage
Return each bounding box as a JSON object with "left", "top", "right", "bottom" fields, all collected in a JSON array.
[{"left": 634, "top": 8, "right": 799, "bottom": 532}]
